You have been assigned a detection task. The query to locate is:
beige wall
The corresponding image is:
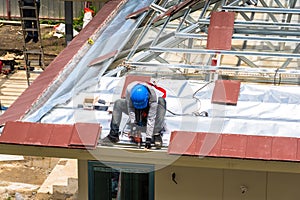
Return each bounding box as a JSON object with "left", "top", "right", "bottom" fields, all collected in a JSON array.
[{"left": 155, "top": 165, "right": 300, "bottom": 200}]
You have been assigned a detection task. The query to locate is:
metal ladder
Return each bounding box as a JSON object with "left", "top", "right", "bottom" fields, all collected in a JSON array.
[{"left": 18, "top": 0, "right": 45, "bottom": 86}]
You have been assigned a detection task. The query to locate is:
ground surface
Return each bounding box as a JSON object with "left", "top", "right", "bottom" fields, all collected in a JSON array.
[
  {"left": 0, "top": 23, "right": 67, "bottom": 199},
  {"left": 0, "top": 23, "right": 66, "bottom": 106},
  {"left": 0, "top": 23, "right": 65, "bottom": 63},
  {"left": 0, "top": 157, "right": 60, "bottom": 200}
]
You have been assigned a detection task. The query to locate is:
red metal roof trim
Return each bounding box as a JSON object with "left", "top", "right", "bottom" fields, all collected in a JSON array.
[
  {"left": 0, "top": 121, "right": 101, "bottom": 149},
  {"left": 88, "top": 50, "right": 119, "bottom": 67},
  {"left": 168, "top": 131, "right": 300, "bottom": 162},
  {"left": 69, "top": 123, "right": 102, "bottom": 148},
  {"left": 126, "top": 6, "right": 150, "bottom": 19},
  {"left": 211, "top": 80, "right": 241, "bottom": 105},
  {"left": 0, "top": 0, "right": 127, "bottom": 126},
  {"left": 207, "top": 11, "right": 235, "bottom": 50}
]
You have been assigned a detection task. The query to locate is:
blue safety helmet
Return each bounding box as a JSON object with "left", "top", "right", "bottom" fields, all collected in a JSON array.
[{"left": 130, "top": 84, "right": 149, "bottom": 109}]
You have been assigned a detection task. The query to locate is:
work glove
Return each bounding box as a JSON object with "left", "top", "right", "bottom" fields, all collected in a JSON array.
[{"left": 130, "top": 123, "right": 140, "bottom": 136}]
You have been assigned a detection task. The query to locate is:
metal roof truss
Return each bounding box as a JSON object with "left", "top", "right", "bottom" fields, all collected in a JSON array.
[{"left": 111, "top": 0, "right": 300, "bottom": 84}]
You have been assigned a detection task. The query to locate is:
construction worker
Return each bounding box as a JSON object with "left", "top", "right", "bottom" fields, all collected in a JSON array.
[
  {"left": 101, "top": 81, "right": 166, "bottom": 149},
  {"left": 21, "top": 0, "right": 40, "bottom": 43}
]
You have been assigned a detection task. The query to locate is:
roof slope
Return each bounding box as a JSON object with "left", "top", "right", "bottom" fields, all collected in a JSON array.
[
  {"left": 0, "top": 0, "right": 300, "bottom": 165},
  {"left": 0, "top": 0, "right": 127, "bottom": 125}
]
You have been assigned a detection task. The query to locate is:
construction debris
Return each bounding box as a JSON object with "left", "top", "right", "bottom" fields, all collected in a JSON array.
[{"left": 0, "top": 52, "right": 21, "bottom": 75}]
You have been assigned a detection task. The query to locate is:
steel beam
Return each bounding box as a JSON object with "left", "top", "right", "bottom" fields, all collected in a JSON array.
[
  {"left": 149, "top": 47, "right": 300, "bottom": 59},
  {"left": 222, "top": 6, "right": 300, "bottom": 14}
]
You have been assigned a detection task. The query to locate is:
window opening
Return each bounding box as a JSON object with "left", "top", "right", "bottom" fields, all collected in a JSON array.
[{"left": 88, "top": 161, "right": 154, "bottom": 200}]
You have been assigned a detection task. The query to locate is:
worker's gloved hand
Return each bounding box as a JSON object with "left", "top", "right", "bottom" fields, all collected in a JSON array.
[{"left": 130, "top": 123, "right": 140, "bottom": 136}]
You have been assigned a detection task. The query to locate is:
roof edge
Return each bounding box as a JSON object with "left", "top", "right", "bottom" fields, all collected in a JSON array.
[{"left": 168, "top": 131, "right": 300, "bottom": 162}]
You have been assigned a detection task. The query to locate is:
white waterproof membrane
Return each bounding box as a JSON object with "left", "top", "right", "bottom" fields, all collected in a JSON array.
[
  {"left": 36, "top": 76, "right": 300, "bottom": 145},
  {"left": 18, "top": 0, "right": 300, "bottom": 146}
]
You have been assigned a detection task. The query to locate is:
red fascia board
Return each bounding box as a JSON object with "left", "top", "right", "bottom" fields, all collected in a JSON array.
[
  {"left": 196, "top": 132, "right": 222, "bottom": 157},
  {"left": 0, "top": 121, "right": 31, "bottom": 144},
  {"left": 0, "top": 121, "right": 101, "bottom": 149},
  {"left": 47, "top": 124, "right": 74, "bottom": 147},
  {"left": 24, "top": 123, "right": 54, "bottom": 146},
  {"left": 0, "top": 0, "right": 126, "bottom": 126},
  {"left": 168, "top": 131, "right": 300, "bottom": 162},
  {"left": 271, "top": 136, "right": 297, "bottom": 161},
  {"left": 69, "top": 123, "right": 102, "bottom": 148},
  {"left": 220, "top": 134, "right": 247, "bottom": 158},
  {"left": 167, "top": 131, "right": 198, "bottom": 155},
  {"left": 246, "top": 135, "right": 273, "bottom": 160}
]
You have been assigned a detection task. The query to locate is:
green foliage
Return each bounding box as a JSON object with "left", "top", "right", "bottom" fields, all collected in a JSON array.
[
  {"left": 73, "top": 10, "right": 84, "bottom": 32},
  {"left": 90, "top": 5, "right": 97, "bottom": 13},
  {"left": 40, "top": 19, "right": 64, "bottom": 25}
]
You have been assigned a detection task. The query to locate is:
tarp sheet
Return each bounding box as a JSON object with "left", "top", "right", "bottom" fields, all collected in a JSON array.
[
  {"left": 38, "top": 77, "right": 300, "bottom": 145},
  {"left": 23, "top": 0, "right": 153, "bottom": 122}
]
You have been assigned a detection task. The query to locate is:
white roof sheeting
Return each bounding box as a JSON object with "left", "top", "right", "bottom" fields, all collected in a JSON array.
[
  {"left": 15, "top": 0, "right": 300, "bottom": 146},
  {"left": 36, "top": 77, "right": 300, "bottom": 145}
]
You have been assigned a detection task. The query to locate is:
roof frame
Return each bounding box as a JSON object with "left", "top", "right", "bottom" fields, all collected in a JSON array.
[{"left": 116, "top": 0, "right": 300, "bottom": 84}]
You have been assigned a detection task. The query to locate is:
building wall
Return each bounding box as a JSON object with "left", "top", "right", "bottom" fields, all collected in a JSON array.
[
  {"left": 0, "top": 0, "right": 106, "bottom": 20},
  {"left": 155, "top": 165, "right": 300, "bottom": 200}
]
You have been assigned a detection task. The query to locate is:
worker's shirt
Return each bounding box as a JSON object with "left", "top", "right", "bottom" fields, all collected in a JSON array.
[{"left": 126, "top": 81, "right": 158, "bottom": 137}]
